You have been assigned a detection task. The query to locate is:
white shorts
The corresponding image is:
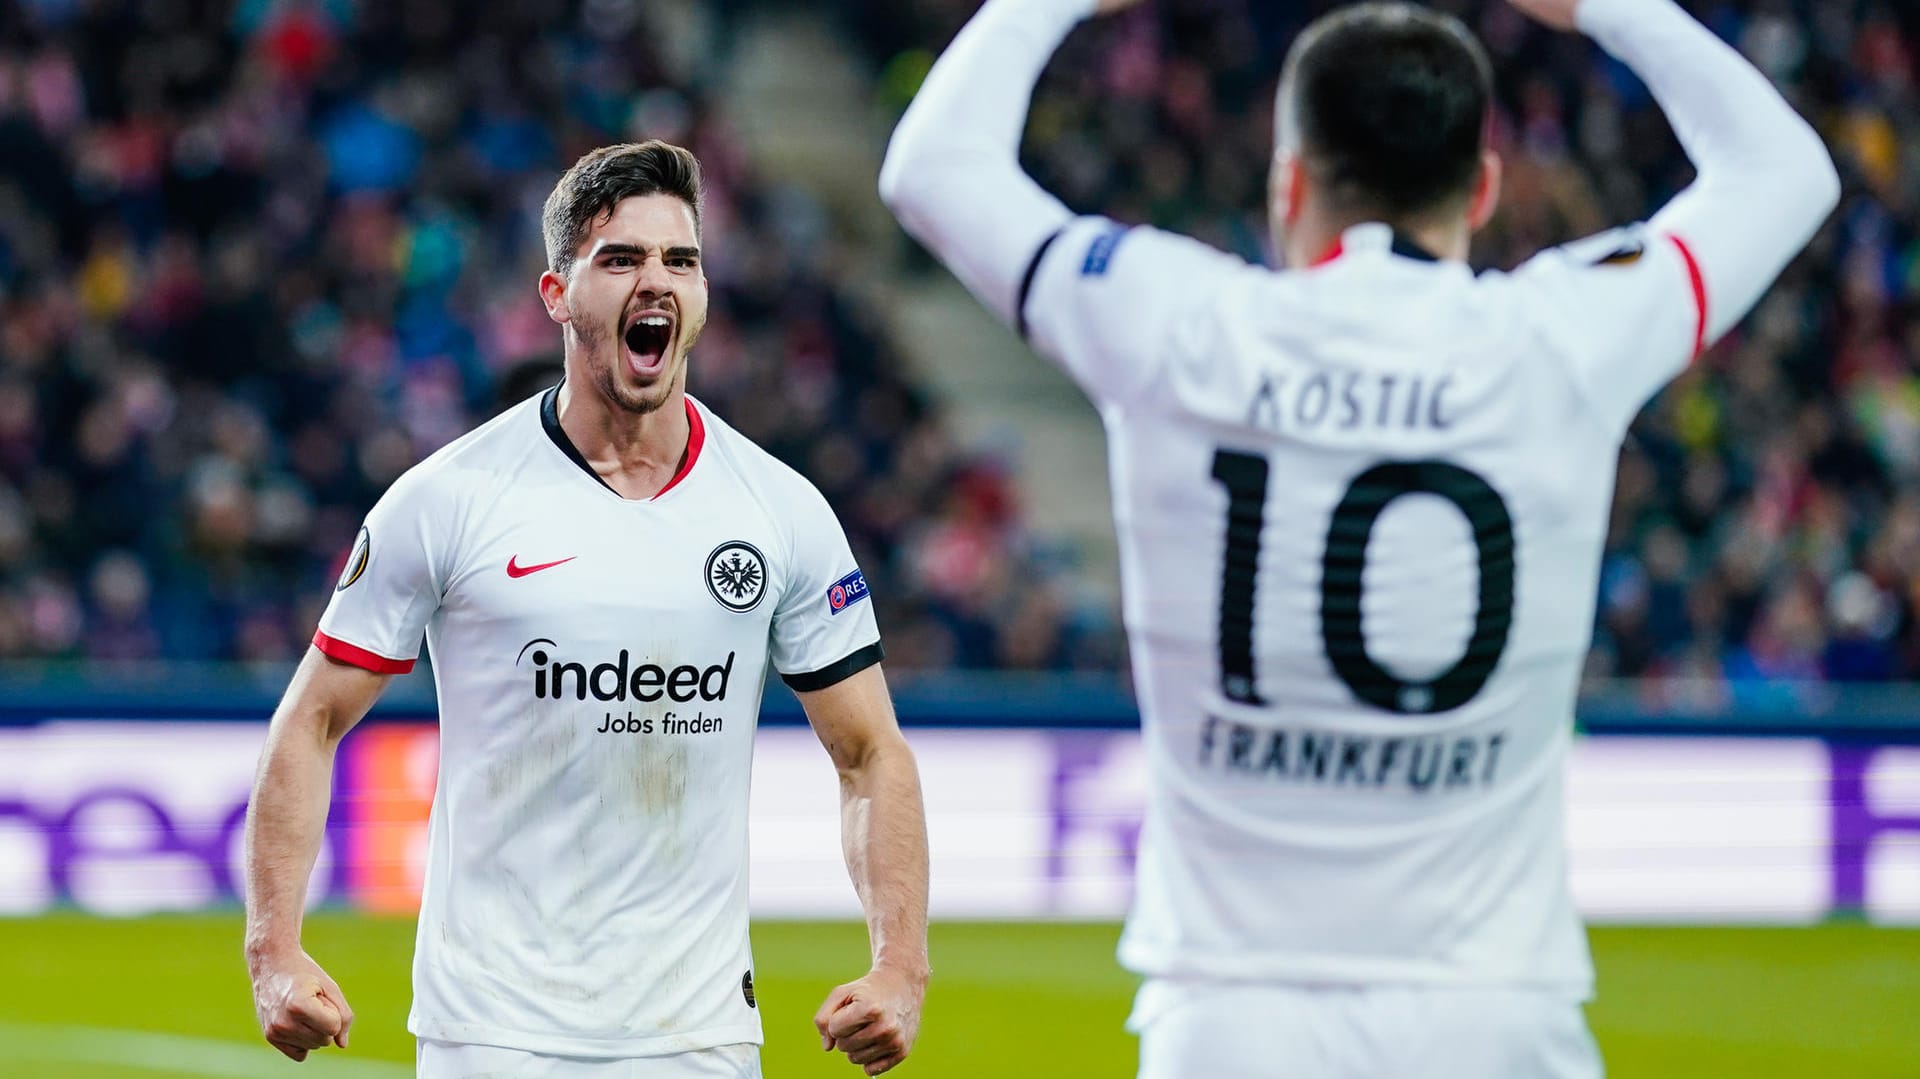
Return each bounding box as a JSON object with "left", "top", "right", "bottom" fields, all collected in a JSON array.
[
  {"left": 1130, "top": 979, "right": 1602, "bottom": 1079},
  {"left": 415, "top": 1039, "right": 760, "bottom": 1079}
]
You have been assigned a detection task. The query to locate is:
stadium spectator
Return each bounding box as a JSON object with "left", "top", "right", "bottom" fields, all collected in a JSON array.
[
  {"left": 0, "top": 0, "right": 1107, "bottom": 671},
  {"left": 10, "top": 0, "right": 1920, "bottom": 685},
  {"left": 860, "top": 0, "right": 1920, "bottom": 686}
]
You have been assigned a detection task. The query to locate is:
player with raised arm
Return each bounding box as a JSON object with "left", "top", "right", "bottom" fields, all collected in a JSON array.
[
  {"left": 881, "top": 0, "right": 1837, "bottom": 1075},
  {"left": 244, "top": 141, "right": 928, "bottom": 1078}
]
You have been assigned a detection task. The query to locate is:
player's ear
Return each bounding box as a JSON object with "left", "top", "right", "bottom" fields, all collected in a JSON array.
[
  {"left": 1467, "top": 150, "right": 1503, "bottom": 232},
  {"left": 1271, "top": 153, "right": 1306, "bottom": 226},
  {"left": 539, "top": 269, "right": 572, "bottom": 324}
]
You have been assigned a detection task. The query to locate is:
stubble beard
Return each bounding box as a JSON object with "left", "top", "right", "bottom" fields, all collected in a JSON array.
[
  {"left": 574, "top": 315, "right": 696, "bottom": 416},
  {"left": 593, "top": 354, "right": 670, "bottom": 416}
]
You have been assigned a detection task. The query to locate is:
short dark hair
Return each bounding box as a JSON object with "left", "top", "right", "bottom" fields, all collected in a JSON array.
[
  {"left": 542, "top": 140, "right": 704, "bottom": 278},
  {"left": 1278, "top": 3, "right": 1492, "bottom": 220}
]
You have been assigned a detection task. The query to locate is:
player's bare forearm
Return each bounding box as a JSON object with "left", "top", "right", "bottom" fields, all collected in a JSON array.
[
  {"left": 243, "top": 648, "right": 385, "bottom": 1060},
  {"left": 243, "top": 648, "right": 384, "bottom": 964},
  {"left": 801, "top": 664, "right": 929, "bottom": 977},
  {"left": 242, "top": 734, "right": 333, "bottom": 965},
  {"left": 798, "top": 664, "right": 929, "bottom": 1074},
  {"left": 838, "top": 734, "right": 930, "bottom": 979}
]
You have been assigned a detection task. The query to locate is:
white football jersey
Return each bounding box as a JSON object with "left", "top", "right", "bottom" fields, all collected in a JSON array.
[
  {"left": 1022, "top": 219, "right": 1710, "bottom": 994},
  {"left": 314, "top": 388, "right": 882, "bottom": 1056},
  {"left": 880, "top": 0, "right": 1837, "bottom": 1010}
]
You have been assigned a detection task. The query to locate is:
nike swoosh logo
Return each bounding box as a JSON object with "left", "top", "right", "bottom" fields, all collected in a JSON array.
[{"left": 507, "top": 555, "right": 577, "bottom": 579}]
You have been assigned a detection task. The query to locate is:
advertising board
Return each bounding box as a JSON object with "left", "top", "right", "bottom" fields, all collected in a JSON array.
[{"left": 2, "top": 723, "right": 1917, "bottom": 923}]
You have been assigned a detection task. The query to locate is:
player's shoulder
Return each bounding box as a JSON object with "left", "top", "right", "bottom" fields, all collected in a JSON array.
[
  {"left": 1528, "top": 224, "right": 1655, "bottom": 270},
  {"left": 1049, "top": 216, "right": 1255, "bottom": 290},
  {"left": 1468, "top": 225, "right": 1703, "bottom": 422},
  {"left": 1501, "top": 223, "right": 1685, "bottom": 292},
  {"left": 383, "top": 393, "right": 544, "bottom": 505},
  {"left": 1486, "top": 223, "right": 1694, "bottom": 347}
]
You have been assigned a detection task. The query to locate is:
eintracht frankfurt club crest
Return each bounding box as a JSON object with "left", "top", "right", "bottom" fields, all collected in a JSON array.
[{"left": 705, "top": 541, "right": 767, "bottom": 613}]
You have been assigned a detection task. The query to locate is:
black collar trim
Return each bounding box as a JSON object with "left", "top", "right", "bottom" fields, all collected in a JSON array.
[
  {"left": 541, "top": 382, "right": 620, "bottom": 496},
  {"left": 1390, "top": 233, "right": 1442, "bottom": 263}
]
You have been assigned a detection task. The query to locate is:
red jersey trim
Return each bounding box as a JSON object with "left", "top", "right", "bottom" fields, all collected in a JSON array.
[
  {"left": 1309, "top": 238, "right": 1345, "bottom": 267},
  {"left": 1668, "top": 233, "right": 1708, "bottom": 361},
  {"left": 651, "top": 397, "right": 705, "bottom": 501},
  {"left": 313, "top": 630, "right": 416, "bottom": 674}
]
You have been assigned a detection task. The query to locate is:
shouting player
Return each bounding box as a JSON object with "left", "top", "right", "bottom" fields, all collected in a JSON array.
[
  {"left": 244, "top": 141, "right": 928, "bottom": 1078},
  {"left": 882, "top": 0, "right": 1836, "bottom": 1074}
]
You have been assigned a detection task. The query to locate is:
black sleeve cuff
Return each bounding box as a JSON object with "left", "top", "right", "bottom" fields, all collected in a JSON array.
[
  {"left": 1015, "top": 226, "right": 1067, "bottom": 341},
  {"left": 781, "top": 641, "right": 885, "bottom": 693}
]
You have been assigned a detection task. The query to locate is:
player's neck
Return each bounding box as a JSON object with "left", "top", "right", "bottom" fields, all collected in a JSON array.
[
  {"left": 1284, "top": 215, "right": 1471, "bottom": 268},
  {"left": 554, "top": 376, "right": 692, "bottom": 500}
]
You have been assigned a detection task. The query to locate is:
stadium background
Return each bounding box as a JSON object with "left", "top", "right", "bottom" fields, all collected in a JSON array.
[{"left": 0, "top": 0, "right": 1916, "bottom": 1075}]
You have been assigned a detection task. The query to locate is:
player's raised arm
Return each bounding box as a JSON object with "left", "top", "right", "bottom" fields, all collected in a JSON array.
[
  {"left": 1578, "top": 0, "right": 1839, "bottom": 328},
  {"left": 1511, "top": 0, "right": 1840, "bottom": 420},
  {"left": 880, "top": 0, "right": 1239, "bottom": 404},
  {"left": 1505, "top": 0, "right": 1835, "bottom": 430},
  {"left": 243, "top": 648, "right": 386, "bottom": 1061},
  {"left": 877, "top": 0, "right": 1088, "bottom": 324}
]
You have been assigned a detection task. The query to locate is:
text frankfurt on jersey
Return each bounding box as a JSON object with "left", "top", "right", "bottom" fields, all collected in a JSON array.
[
  {"left": 1199, "top": 716, "right": 1507, "bottom": 793},
  {"left": 516, "top": 638, "right": 731, "bottom": 735}
]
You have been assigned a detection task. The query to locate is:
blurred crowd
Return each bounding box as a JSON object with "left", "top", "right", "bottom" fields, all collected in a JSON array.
[
  {"left": 0, "top": 0, "right": 1116, "bottom": 670},
  {"left": 849, "top": 0, "right": 1920, "bottom": 688},
  {"left": 7, "top": 0, "right": 1920, "bottom": 689}
]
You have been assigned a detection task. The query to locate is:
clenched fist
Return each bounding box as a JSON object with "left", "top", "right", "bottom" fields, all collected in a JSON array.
[
  {"left": 248, "top": 947, "right": 354, "bottom": 1062},
  {"left": 815, "top": 965, "right": 928, "bottom": 1076}
]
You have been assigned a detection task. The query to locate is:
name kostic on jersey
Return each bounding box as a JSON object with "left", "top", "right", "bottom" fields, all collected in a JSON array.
[{"left": 1246, "top": 368, "right": 1456, "bottom": 435}]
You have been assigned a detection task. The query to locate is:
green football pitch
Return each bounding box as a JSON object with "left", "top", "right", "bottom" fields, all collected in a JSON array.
[{"left": 1, "top": 914, "right": 1915, "bottom": 1077}]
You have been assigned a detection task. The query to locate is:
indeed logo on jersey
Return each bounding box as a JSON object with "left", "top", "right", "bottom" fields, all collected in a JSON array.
[
  {"left": 827, "top": 568, "right": 870, "bottom": 616},
  {"left": 517, "top": 639, "right": 733, "bottom": 702}
]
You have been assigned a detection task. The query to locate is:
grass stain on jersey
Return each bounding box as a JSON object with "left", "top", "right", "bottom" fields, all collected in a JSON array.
[
  {"left": 479, "top": 718, "right": 589, "bottom": 947},
  {"left": 629, "top": 639, "right": 692, "bottom": 839},
  {"left": 632, "top": 734, "right": 690, "bottom": 813},
  {"left": 483, "top": 716, "right": 581, "bottom": 809},
  {"left": 627, "top": 727, "right": 692, "bottom": 869}
]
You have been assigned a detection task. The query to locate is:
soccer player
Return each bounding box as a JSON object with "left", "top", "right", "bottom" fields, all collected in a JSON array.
[
  {"left": 243, "top": 141, "right": 928, "bottom": 1078},
  {"left": 881, "top": 0, "right": 1837, "bottom": 1074}
]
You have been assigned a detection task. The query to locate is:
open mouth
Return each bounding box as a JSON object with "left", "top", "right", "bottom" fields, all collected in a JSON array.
[{"left": 623, "top": 315, "right": 673, "bottom": 375}]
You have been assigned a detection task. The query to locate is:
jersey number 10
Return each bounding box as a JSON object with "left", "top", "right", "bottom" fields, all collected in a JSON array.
[{"left": 1211, "top": 451, "right": 1517, "bottom": 716}]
